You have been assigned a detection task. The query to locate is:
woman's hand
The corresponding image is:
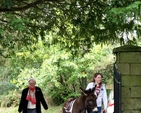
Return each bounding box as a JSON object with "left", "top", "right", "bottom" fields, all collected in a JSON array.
[{"left": 103, "top": 109, "right": 107, "bottom": 113}]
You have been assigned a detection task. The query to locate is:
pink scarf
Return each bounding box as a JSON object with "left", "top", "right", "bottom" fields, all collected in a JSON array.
[
  {"left": 29, "top": 86, "right": 36, "bottom": 91},
  {"left": 26, "top": 86, "right": 36, "bottom": 104}
]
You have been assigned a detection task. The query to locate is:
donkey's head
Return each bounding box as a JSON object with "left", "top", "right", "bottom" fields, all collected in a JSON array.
[{"left": 80, "top": 85, "right": 97, "bottom": 110}]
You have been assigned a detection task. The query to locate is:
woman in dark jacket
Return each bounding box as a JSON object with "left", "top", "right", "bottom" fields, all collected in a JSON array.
[{"left": 18, "top": 78, "right": 48, "bottom": 113}]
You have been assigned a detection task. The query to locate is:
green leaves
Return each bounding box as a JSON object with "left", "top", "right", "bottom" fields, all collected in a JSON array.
[
  {"left": 3, "top": 38, "right": 114, "bottom": 104},
  {"left": 2, "top": 0, "right": 13, "bottom": 9},
  {"left": 0, "top": 0, "right": 141, "bottom": 57},
  {"left": 0, "top": 0, "right": 140, "bottom": 106}
]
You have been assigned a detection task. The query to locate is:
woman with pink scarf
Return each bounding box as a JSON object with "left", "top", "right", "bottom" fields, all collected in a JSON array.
[{"left": 18, "top": 78, "right": 48, "bottom": 113}]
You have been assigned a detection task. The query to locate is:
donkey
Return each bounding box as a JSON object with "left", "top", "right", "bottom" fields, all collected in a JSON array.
[{"left": 62, "top": 85, "right": 97, "bottom": 113}]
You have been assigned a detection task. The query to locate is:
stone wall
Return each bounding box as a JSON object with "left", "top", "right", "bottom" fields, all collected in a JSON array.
[{"left": 113, "top": 45, "right": 141, "bottom": 113}]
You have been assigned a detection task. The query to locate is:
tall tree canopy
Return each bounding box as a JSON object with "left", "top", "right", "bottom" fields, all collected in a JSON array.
[{"left": 0, "top": 0, "right": 141, "bottom": 56}]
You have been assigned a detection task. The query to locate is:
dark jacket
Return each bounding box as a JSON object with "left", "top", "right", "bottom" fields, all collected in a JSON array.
[{"left": 18, "top": 87, "right": 48, "bottom": 113}]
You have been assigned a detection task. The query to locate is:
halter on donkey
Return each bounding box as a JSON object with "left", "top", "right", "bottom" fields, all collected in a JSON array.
[{"left": 63, "top": 85, "right": 97, "bottom": 113}]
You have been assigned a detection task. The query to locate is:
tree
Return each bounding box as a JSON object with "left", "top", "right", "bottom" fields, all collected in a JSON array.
[
  {"left": 0, "top": 0, "right": 140, "bottom": 106},
  {"left": 0, "top": 0, "right": 140, "bottom": 57},
  {"left": 8, "top": 41, "right": 114, "bottom": 105}
]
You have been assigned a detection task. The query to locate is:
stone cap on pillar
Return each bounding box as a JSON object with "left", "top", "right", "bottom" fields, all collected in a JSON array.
[{"left": 113, "top": 45, "right": 141, "bottom": 53}]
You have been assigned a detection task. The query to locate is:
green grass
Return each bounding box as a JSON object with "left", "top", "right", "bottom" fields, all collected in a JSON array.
[{"left": 0, "top": 105, "right": 62, "bottom": 113}]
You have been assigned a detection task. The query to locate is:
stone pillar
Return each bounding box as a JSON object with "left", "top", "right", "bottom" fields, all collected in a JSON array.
[{"left": 113, "top": 45, "right": 141, "bottom": 113}]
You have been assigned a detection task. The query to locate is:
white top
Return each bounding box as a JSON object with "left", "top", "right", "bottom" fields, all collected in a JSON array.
[
  {"left": 27, "top": 91, "right": 36, "bottom": 109},
  {"left": 86, "top": 82, "right": 108, "bottom": 109},
  {"left": 27, "top": 101, "right": 36, "bottom": 109}
]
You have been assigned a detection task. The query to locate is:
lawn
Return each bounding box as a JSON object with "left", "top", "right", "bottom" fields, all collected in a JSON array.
[{"left": 0, "top": 105, "right": 62, "bottom": 113}]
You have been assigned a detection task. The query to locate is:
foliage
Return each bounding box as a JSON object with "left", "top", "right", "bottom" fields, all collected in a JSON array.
[
  {"left": 7, "top": 40, "right": 114, "bottom": 105},
  {"left": 0, "top": 0, "right": 140, "bottom": 107},
  {"left": 0, "top": 57, "right": 17, "bottom": 95},
  {"left": 0, "top": 0, "right": 140, "bottom": 56},
  {"left": 0, "top": 90, "right": 20, "bottom": 107}
]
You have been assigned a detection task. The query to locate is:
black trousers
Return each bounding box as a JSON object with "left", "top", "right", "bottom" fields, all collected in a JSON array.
[{"left": 27, "top": 109, "right": 36, "bottom": 113}]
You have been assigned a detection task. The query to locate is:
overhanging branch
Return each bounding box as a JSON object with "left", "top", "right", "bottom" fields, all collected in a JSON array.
[{"left": 0, "top": 0, "right": 62, "bottom": 12}]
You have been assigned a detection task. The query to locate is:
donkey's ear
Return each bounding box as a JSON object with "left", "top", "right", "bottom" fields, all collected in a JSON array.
[
  {"left": 80, "top": 87, "right": 87, "bottom": 96},
  {"left": 80, "top": 87, "right": 84, "bottom": 91},
  {"left": 94, "top": 84, "right": 97, "bottom": 88},
  {"left": 92, "top": 84, "right": 97, "bottom": 92}
]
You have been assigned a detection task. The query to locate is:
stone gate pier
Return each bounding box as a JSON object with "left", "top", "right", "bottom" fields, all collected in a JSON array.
[{"left": 113, "top": 45, "right": 141, "bottom": 113}]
